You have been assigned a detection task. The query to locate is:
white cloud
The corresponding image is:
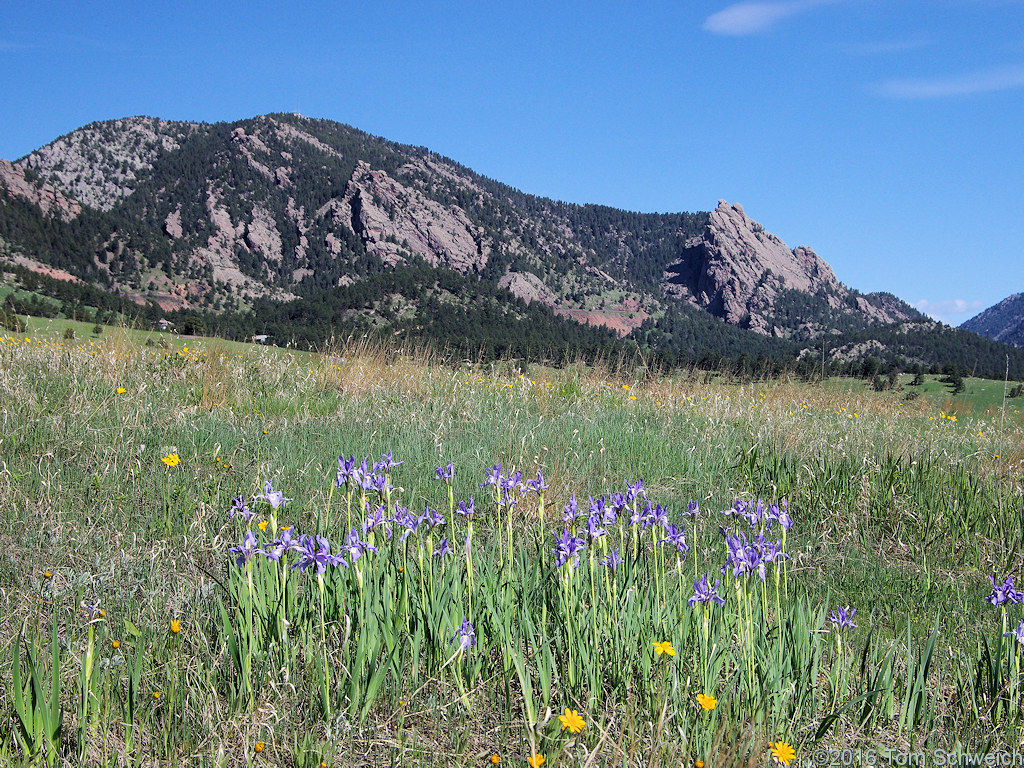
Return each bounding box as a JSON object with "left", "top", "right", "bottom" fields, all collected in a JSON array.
[
  {"left": 703, "top": 0, "right": 837, "bottom": 36},
  {"left": 874, "top": 63, "right": 1024, "bottom": 98},
  {"left": 913, "top": 298, "right": 985, "bottom": 325}
]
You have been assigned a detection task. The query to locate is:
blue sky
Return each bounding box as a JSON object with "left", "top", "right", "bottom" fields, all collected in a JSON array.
[{"left": 2, "top": 0, "right": 1022, "bottom": 325}]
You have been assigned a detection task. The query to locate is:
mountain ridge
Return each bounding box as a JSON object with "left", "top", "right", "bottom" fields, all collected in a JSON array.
[
  {"left": 6, "top": 113, "right": 917, "bottom": 336},
  {"left": 6, "top": 112, "right": 1024, "bottom": 378}
]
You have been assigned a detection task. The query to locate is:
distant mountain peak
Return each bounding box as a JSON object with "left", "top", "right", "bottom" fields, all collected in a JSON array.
[{"left": 961, "top": 292, "right": 1024, "bottom": 348}]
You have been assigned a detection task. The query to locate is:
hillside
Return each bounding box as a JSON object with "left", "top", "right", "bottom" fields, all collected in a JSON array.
[
  {"left": 961, "top": 292, "right": 1024, "bottom": 348},
  {"left": 3, "top": 112, "right": 1022, "bottom": 374}
]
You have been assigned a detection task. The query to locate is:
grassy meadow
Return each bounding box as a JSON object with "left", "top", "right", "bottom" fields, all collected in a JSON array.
[{"left": 2, "top": 326, "right": 1024, "bottom": 767}]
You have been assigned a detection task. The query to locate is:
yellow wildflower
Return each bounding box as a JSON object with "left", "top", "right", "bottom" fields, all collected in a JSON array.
[
  {"left": 255, "top": 741, "right": 265, "bottom": 753},
  {"left": 695, "top": 693, "right": 717, "bottom": 711},
  {"left": 161, "top": 453, "right": 180, "bottom": 467},
  {"left": 527, "top": 755, "right": 545, "bottom": 768},
  {"left": 771, "top": 742, "right": 796, "bottom": 766},
  {"left": 558, "top": 708, "right": 586, "bottom": 733},
  {"left": 116, "top": 387, "right": 126, "bottom": 394},
  {"left": 652, "top": 640, "right": 676, "bottom": 656},
  {"left": 170, "top": 619, "right": 181, "bottom": 635},
  {"left": 258, "top": 520, "right": 269, "bottom": 533}
]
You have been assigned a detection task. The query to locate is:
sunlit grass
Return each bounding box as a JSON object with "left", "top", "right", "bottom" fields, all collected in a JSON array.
[{"left": 2, "top": 329, "right": 1024, "bottom": 766}]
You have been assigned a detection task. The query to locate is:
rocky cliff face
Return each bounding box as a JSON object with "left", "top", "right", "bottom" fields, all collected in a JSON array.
[
  {"left": 337, "top": 161, "right": 489, "bottom": 273},
  {"left": 663, "top": 201, "right": 918, "bottom": 335},
  {"left": 0, "top": 159, "right": 81, "bottom": 220}
]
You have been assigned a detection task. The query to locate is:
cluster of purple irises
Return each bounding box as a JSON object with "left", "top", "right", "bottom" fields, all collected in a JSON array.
[
  {"left": 550, "top": 480, "right": 681, "bottom": 569},
  {"left": 479, "top": 462, "right": 548, "bottom": 508},
  {"left": 720, "top": 499, "right": 793, "bottom": 531},
  {"left": 720, "top": 530, "right": 789, "bottom": 581},
  {"left": 228, "top": 524, "right": 380, "bottom": 576},
  {"left": 335, "top": 452, "right": 404, "bottom": 495}
]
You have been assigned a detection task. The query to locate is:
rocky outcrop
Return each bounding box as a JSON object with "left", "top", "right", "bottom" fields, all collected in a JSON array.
[
  {"left": 498, "top": 271, "right": 557, "bottom": 305},
  {"left": 663, "top": 201, "right": 915, "bottom": 335},
  {"left": 17, "top": 116, "right": 191, "bottom": 210},
  {"left": 193, "top": 190, "right": 293, "bottom": 301},
  {"left": 337, "top": 161, "right": 489, "bottom": 273},
  {"left": 0, "top": 159, "right": 80, "bottom": 220}
]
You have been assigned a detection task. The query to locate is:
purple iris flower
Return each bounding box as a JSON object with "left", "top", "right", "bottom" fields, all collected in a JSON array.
[
  {"left": 481, "top": 463, "right": 502, "bottom": 488},
  {"left": 354, "top": 469, "right": 377, "bottom": 493},
  {"left": 660, "top": 522, "right": 689, "bottom": 556},
  {"left": 393, "top": 506, "right": 420, "bottom": 543},
  {"left": 375, "top": 452, "right": 403, "bottom": 472},
  {"left": 262, "top": 527, "right": 298, "bottom": 562},
  {"left": 609, "top": 492, "right": 629, "bottom": 517},
  {"left": 770, "top": 500, "right": 793, "bottom": 530},
  {"left": 986, "top": 575, "right": 1024, "bottom": 607},
  {"left": 688, "top": 573, "right": 726, "bottom": 607},
  {"left": 829, "top": 606, "right": 858, "bottom": 631},
  {"left": 81, "top": 601, "right": 104, "bottom": 622},
  {"left": 451, "top": 617, "right": 477, "bottom": 651},
  {"left": 523, "top": 470, "right": 548, "bottom": 494},
  {"left": 433, "top": 538, "right": 454, "bottom": 559},
  {"left": 435, "top": 463, "right": 455, "bottom": 482},
  {"left": 760, "top": 537, "right": 789, "bottom": 567},
  {"left": 584, "top": 514, "right": 607, "bottom": 541},
  {"left": 642, "top": 503, "right": 669, "bottom": 530},
  {"left": 229, "top": 495, "right": 254, "bottom": 521},
  {"left": 344, "top": 528, "right": 378, "bottom": 562},
  {"left": 562, "top": 495, "right": 580, "bottom": 523},
  {"left": 552, "top": 529, "right": 587, "bottom": 569},
  {"left": 500, "top": 470, "right": 523, "bottom": 494},
  {"left": 455, "top": 498, "right": 476, "bottom": 517},
  {"left": 419, "top": 506, "right": 446, "bottom": 530},
  {"left": 722, "top": 500, "right": 760, "bottom": 527},
  {"left": 369, "top": 473, "right": 393, "bottom": 496},
  {"left": 685, "top": 500, "right": 700, "bottom": 518},
  {"left": 498, "top": 488, "right": 518, "bottom": 510},
  {"left": 255, "top": 481, "right": 292, "bottom": 510},
  {"left": 229, "top": 530, "right": 260, "bottom": 568},
  {"left": 335, "top": 455, "right": 357, "bottom": 487},
  {"left": 625, "top": 479, "right": 645, "bottom": 503},
  {"left": 1005, "top": 620, "right": 1024, "bottom": 645},
  {"left": 362, "top": 505, "right": 391, "bottom": 537},
  {"left": 601, "top": 548, "right": 623, "bottom": 569},
  {"left": 293, "top": 535, "right": 347, "bottom": 575},
  {"left": 722, "top": 530, "right": 759, "bottom": 579}
]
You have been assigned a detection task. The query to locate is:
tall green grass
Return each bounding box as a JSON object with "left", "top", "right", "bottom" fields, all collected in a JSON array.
[{"left": 1, "top": 331, "right": 1023, "bottom": 766}]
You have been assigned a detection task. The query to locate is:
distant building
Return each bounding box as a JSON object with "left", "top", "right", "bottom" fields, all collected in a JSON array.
[
  {"left": 252, "top": 334, "right": 270, "bottom": 344},
  {"left": 156, "top": 318, "right": 174, "bottom": 331}
]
